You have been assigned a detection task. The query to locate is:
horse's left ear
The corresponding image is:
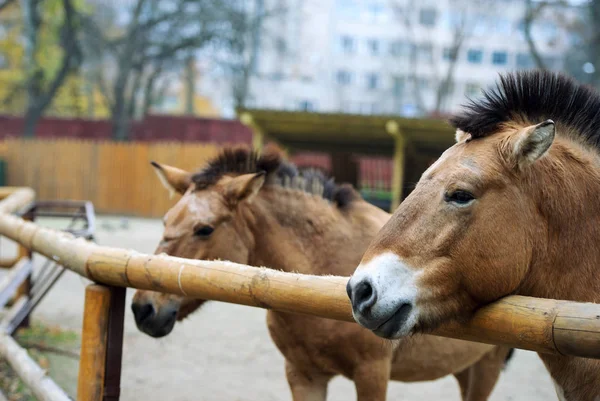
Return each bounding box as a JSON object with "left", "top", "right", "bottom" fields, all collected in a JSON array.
[
  {"left": 223, "top": 172, "right": 266, "bottom": 205},
  {"left": 512, "top": 120, "right": 555, "bottom": 167},
  {"left": 151, "top": 161, "right": 193, "bottom": 199}
]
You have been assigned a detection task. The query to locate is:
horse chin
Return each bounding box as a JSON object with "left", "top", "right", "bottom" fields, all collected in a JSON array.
[
  {"left": 371, "top": 304, "right": 419, "bottom": 339},
  {"left": 138, "top": 318, "right": 177, "bottom": 338}
]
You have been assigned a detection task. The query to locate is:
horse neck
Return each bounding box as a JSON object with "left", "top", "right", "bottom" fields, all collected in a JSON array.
[
  {"left": 243, "top": 188, "right": 388, "bottom": 276},
  {"left": 522, "top": 139, "right": 600, "bottom": 303}
]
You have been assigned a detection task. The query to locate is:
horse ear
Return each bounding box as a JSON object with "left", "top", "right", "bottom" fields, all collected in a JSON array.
[
  {"left": 455, "top": 129, "right": 471, "bottom": 143},
  {"left": 151, "top": 161, "right": 193, "bottom": 199},
  {"left": 512, "top": 120, "right": 555, "bottom": 167},
  {"left": 223, "top": 172, "right": 266, "bottom": 205}
]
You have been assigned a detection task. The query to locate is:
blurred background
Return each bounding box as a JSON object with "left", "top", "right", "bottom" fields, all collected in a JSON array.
[
  {"left": 0, "top": 0, "right": 595, "bottom": 215},
  {"left": 0, "top": 1, "right": 592, "bottom": 399}
]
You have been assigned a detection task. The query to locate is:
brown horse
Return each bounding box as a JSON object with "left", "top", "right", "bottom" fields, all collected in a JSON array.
[
  {"left": 131, "top": 145, "right": 512, "bottom": 400},
  {"left": 347, "top": 70, "right": 600, "bottom": 401}
]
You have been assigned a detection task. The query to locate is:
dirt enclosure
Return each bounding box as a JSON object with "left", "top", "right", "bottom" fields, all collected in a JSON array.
[{"left": 3, "top": 215, "right": 556, "bottom": 400}]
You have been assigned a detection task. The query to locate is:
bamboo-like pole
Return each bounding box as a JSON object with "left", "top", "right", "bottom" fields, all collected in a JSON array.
[
  {"left": 78, "top": 285, "right": 111, "bottom": 401},
  {"left": 0, "top": 257, "right": 32, "bottom": 308},
  {"left": 0, "top": 188, "right": 34, "bottom": 214},
  {"left": 1, "top": 188, "right": 600, "bottom": 359},
  {"left": 0, "top": 332, "right": 70, "bottom": 401}
]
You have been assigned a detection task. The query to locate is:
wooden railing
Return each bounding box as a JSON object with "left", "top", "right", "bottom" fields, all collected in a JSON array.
[{"left": 0, "top": 187, "right": 599, "bottom": 401}]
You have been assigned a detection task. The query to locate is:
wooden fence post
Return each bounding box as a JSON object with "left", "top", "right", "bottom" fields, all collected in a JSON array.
[{"left": 77, "top": 285, "right": 125, "bottom": 401}]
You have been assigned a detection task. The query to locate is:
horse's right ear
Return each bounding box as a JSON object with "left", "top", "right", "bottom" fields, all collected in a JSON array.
[
  {"left": 455, "top": 129, "right": 471, "bottom": 143},
  {"left": 150, "top": 161, "right": 193, "bottom": 199},
  {"left": 511, "top": 120, "right": 555, "bottom": 168}
]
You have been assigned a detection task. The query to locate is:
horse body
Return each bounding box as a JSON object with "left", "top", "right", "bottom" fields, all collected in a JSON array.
[
  {"left": 131, "top": 146, "right": 510, "bottom": 401},
  {"left": 347, "top": 70, "right": 600, "bottom": 401}
]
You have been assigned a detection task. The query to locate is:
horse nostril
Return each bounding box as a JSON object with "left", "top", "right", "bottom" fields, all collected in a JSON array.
[
  {"left": 346, "top": 280, "right": 353, "bottom": 301},
  {"left": 352, "top": 280, "right": 377, "bottom": 314},
  {"left": 132, "top": 303, "right": 155, "bottom": 324}
]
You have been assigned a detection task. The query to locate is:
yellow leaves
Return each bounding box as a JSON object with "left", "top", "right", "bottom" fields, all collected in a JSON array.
[{"left": 0, "top": 0, "right": 109, "bottom": 118}]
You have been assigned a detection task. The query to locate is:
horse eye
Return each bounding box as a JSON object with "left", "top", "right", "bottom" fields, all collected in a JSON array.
[
  {"left": 444, "top": 190, "right": 475, "bottom": 205},
  {"left": 194, "top": 225, "right": 214, "bottom": 237}
]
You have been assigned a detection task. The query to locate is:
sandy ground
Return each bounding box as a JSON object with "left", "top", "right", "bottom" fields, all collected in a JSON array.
[{"left": 1, "top": 215, "right": 557, "bottom": 401}]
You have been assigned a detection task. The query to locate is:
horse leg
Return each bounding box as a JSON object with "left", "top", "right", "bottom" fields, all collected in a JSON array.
[
  {"left": 454, "top": 368, "right": 471, "bottom": 400},
  {"left": 285, "top": 360, "right": 331, "bottom": 401},
  {"left": 353, "top": 360, "right": 390, "bottom": 401},
  {"left": 453, "top": 346, "right": 513, "bottom": 401}
]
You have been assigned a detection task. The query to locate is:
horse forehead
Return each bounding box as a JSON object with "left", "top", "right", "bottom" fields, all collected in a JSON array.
[
  {"left": 424, "top": 142, "right": 494, "bottom": 181},
  {"left": 165, "top": 192, "right": 217, "bottom": 226}
]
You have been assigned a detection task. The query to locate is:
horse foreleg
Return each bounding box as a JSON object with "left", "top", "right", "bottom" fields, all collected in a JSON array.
[
  {"left": 285, "top": 360, "right": 330, "bottom": 401},
  {"left": 353, "top": 360, "right": 391, "bottom": 401},
  {"left": 453, "top": 346, "right": 513, "bottom": 401}
]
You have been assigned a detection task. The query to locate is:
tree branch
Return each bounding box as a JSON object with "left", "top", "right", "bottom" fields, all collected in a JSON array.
[
  {"left": 0, "top": 0, "right": 16, "bottom": 13},
  {"left": 32, "top": 0, "right": 81, "bottom": 114}
]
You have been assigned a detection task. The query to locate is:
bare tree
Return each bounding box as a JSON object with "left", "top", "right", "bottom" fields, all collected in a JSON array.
[
  {"left": 213, "top": 0, "right": 287, "bottom": 111},
  {"left": 0, "top": 0, "right": 16, "bottom": 12},
  {"left": 81, "top": 0, "right": 226, "bottom": 140},
  {"left": 20, "top": 0, "right": 81, "bottom": 137},
  {"left": 390, "top": 0, "right": 490, "bottom": 115}
]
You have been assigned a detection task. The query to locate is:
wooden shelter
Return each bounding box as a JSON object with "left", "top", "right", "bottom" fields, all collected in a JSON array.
[{"left": 237, "top": 109, "right": 455, "bottom": 211}]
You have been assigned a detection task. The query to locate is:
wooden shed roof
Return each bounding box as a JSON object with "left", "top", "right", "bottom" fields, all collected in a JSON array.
[{"left": 237, "top": 109, "right": 456, "bottom": 155}]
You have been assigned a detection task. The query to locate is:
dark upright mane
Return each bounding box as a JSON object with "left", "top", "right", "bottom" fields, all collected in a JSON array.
[
  {"left": 450, "top": 70, "right": 600, "bottom": 148},
  {"left": 191, "top": 145, "right": 360, "bottom": 209}
]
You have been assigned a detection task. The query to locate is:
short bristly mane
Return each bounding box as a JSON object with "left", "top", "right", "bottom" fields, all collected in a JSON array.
[
  {"left": 191, "top": 146, "right": 360, "bottom": 209},
  {"left": 450, "top": 70, "right": 600, "bottom": 149}
]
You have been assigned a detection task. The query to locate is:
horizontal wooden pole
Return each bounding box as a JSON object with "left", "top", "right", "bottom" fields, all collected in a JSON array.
[
  {"left": 0, "top": 257, "right": 32, "bottom": 308},
  {"left": 1, "top": 189, "right": 600, "bottom": 359},
  {"left": 0, "top": 187, "right": 34, "bottom": 214},
  {"left": 0, "top": 331, "right": 70, "bottom": 401}
]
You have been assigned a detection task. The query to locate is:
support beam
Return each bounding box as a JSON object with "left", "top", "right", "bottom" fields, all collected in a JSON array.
[
  {"left": 239, "top": 112, "right": 265, "bottom": 152},
  {"left": 77, "top": 284, "right": 126, "bottom": 401},
  {"left": 386, "top": 120, "right": 406, "bottom": 212},
  {"left": 330, "top": 152, "right": 358, "bottom": 188},
  {"left": 78, "top": 285, "right": 111, "bottom": 401}
]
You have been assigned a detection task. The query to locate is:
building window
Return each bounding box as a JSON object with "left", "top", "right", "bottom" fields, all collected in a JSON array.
[
  {"left": 492, "top": 51, "right": 508, "bottom": 66},
  {"left": 270, "top": 71, "right": 284, "bottom": 81},
  {"left": 336, "top": 70, "right": 353, "bottom": 85},
  {"left": 516, "top": 53, "right": 534, "bottom": 68},
  {"left": 467, "top": 49, "right": 483, "bottom": 64},
  {"left": 390, "top": 41, "right": 410, "bottom": 57},
  {"left": 299, "top": 100, "right": 316, "bottom": 112},
  {"left": 442, "top": 47, "right": 457, "bottom": 61},
  {"left": 419, "top": 8, "right": 437, "bottom": 27},
  {"left": 418, "top": 44, "right": 433, "bottom": 63},
  {"left": 337, "top": 0, "right": 360, "bottom": 20},
  {"left": 366, "top": 73, "right": 379, "bottom": 90},
  {"left": 465, "top": 82, "right": 480, "bottom": 97},
  {"left": 494, "top": 18, "right": 511, "bottom": 35},
  {"left": 392, "top": 76, "right": 405, "bottom": 96},
  {"left": 340, "top": 35, "right": 355, "bottom": 54},
  {"left": 367, "top": 39, "right": 380, "bottom": 56},
  {"left": 367, "top": 3, "right": 388, "bottom": 22}
]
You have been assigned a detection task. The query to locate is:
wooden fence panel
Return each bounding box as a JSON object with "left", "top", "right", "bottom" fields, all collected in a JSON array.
[
  {"left": 0, "top": 138, "right": 393, "bottom": 217},
  {"left": 1, "top": 139, "right": 219, "bottom": 217}
]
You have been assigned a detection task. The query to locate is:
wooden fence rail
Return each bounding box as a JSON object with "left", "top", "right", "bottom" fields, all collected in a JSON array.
[{"left": 0, "top": 188, "right": 600, "bottom": 360}]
